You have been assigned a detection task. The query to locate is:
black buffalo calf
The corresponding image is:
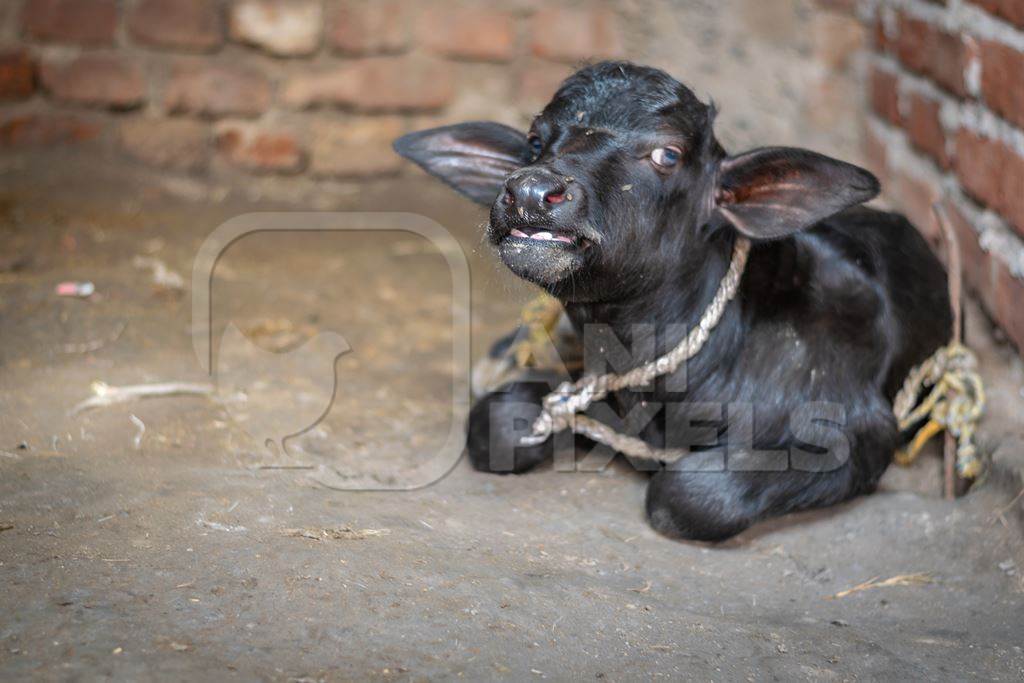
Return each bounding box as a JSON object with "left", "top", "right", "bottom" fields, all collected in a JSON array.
[{"left": 394, "top": 61, "right": 950, "bottom": 541}]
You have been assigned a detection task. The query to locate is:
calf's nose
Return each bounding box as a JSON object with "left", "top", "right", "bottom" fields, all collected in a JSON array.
[{"left": 503, "top": 171, "right": 568, "bottom": 215}]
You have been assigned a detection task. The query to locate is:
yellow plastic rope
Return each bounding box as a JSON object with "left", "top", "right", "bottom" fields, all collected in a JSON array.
[
  {"left": 892, "top": 341, "right": 985, "bottom": 478},
  {"left": 513, "top": 293, "right": 563, "bottom": 368}
]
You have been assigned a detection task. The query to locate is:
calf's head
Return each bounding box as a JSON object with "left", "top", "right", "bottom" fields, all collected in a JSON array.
[{"left": 394, "top": 62, "right": 879, "bottom": 302}]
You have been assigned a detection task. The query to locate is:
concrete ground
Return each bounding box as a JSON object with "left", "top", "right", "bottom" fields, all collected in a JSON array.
[{"left": 1, "top": 154, "right": 1023, "bottom": 681}]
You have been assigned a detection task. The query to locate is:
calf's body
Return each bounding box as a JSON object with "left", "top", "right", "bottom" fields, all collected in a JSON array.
[{"left": 397, "top": 62, "right": 952, "bottom": 540}]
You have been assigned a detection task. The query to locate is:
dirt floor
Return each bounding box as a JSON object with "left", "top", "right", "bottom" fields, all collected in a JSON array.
[{"left": 1, "top": 153, "right": 1023, "bottom": 681}]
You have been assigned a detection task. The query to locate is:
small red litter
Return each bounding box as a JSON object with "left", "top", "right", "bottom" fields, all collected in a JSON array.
[{"left": 55, "top": 281, "right": 95, "bottom": 298}]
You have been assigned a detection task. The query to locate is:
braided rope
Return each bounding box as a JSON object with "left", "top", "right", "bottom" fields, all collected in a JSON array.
[
  {"left": 571, "top": 415, "right": 691, "bottom": 463},
  {"left": 519, "top": 236, "right": 751, "bottom": 457}
]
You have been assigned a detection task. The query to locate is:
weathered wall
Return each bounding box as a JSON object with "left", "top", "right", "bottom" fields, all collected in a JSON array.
[
  {"left": 627, "top": 0, "right": 866, "bottom": 159},
  {"left": 0, "top": 0, "right": 1020, "bottom": 353}
]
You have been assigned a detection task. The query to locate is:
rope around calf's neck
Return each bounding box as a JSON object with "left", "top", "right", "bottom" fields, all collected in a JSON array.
[{"left": 518, "top": 235, "right": 752, "bottom": 459}]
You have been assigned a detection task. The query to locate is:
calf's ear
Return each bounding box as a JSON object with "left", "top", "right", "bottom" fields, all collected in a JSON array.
[
  {"left": 714, "top": 147, "right": 880, "bottom": 240},
  {"left": 393, "top": 121, "right": 530, "bottom": 205}
]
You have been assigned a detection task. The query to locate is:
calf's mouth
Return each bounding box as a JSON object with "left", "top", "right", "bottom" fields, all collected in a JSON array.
[
  {"left": 494, "top": 222, "right": 592, "bottom": 287},
  {"left": 507, "top": 225, "right": 591, "bottom": 248}
]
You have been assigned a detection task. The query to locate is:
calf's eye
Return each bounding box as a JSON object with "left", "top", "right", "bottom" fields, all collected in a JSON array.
[
  {"left": 651, "top": 146, "right": 682, "bottom": 169},
  {"left": 528, "top": 135, "right": 543, "bottom": 160}
]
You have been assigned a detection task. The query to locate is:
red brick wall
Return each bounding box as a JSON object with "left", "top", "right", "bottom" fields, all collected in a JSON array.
[
  {"left": 0, "top": 0, "right": 874, "bottom": 181},
  {"left": 0, "top": 0, "right": 625, "bottom": 176},
  {"left": 864, "top": 0, "right": 1024, "bottom": 354}
]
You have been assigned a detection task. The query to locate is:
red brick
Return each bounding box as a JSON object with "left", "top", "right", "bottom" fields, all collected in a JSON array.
[
  {"left": 904, "top": 92, "right": 950, "bottom": 169},
  {"left": 869, "top": 67, "right": 901, "bottom": 125},
  {"left": 229, "top": 0, "right": 322, "bottom": 57},
  {"left": 978, "top": 40, "right": 1024, "bottom": 130},
  {"left": 943, "top": 199, "right": 995, "bottom": 312},
  {"left": 517, "top": 61, "right": 573, "bottom": 114},
  {"left": 895, "top": 14, "right": 970, "bottom": 96},
  {"left": 971, "top": 0, "right": 1024, "bottom": 29},
  {"left": 530, "top": 8, "right": 623, "bottom": 63},
  {"left": 873, "top": 18, "right": 888, "bottom": 53},
  {"left": 874, "top": 13, "right": 904, "bottom": 55},
  {"left": 995, "top": 262, "right": 1024, "bottom": 353},
  {"left": 216, "top": 123, "right": 305, "bottom": 173},
  {"left": 21, "top": 0, "right": 117, "bottom": 46},
  {"left": 309, "top": 116, "right": 404, "bottom": 177},
  {"left": 41, "top": 55, "right": 146, "bottom": 109},
  {"left": 120, "top": 118, "right": 209, "bottom": 171},
  {"left": 0, "top": 113, "right": 102, "bottom": 146},
  {"left": 283, "top": 57, "right": 454, "bottom": 111},
  {"left": 329, "top": 0, "right": 411, "bottom": 55},
  {"left": 419, "top": 6, "right": 516, "bottom": 62},
  {"left": 128, "top": 0, "right": 223, "bottom": 52},
  {"left": 954, "top": 130, "right": 1024, "bottom": 238},
  {"left": 164, "top": 63, "right": 271, "bottom": 118},
  {"left": 0, "top": 50, "right": 36, "bottom": 102}
]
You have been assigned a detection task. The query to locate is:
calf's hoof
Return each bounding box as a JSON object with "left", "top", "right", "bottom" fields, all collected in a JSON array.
[
  {"left": 645, "top": 469, "right": 754, "bottom": 542},
  {"left": 465, "top": 380, "right": 556, "bottom": 474}
]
